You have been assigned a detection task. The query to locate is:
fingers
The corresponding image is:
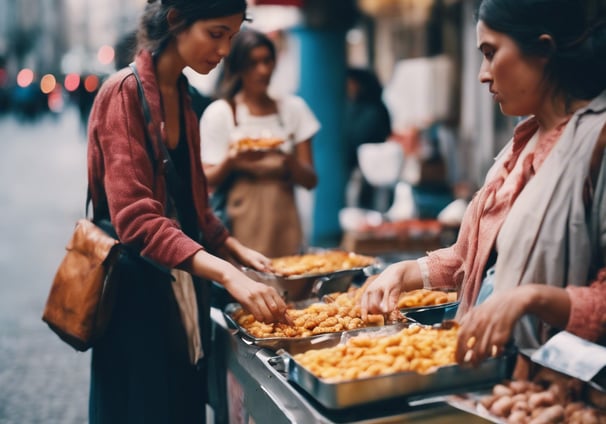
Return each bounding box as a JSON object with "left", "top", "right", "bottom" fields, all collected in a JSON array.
[
  {"left": 248, "top": 285, "right": 288, "bottom": 324},
  {"left": 360, "top": 287, "right": 384, "bottom": 319},
  {"left": 383, "top": 288, "right": 400, "bottom": 313},
  {"left": 456, "top": 315, "right": 505, "bottom": 367},
  {"left": 250, "top": 256, "right": 271, "bottom": 272}
]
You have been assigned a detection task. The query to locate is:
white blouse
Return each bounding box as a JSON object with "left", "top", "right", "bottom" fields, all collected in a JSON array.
[{"left": 200, "top": 95, "right": 321, "bottom": 165}]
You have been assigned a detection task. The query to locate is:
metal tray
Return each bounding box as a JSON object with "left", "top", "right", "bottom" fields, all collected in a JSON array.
[
  {"left": 223, "top": 302, "right": 406, "bottom": 353},
  {"left": 402, "top": 301, "right": 460, "bottom": 325},
  {"left": 223, "top": 302, "right": 342, "bottom": 351},
  {"left": 241, "top": 260, "right": 381, "bottom": 301},
  {"left": 281, "top": 324, "right": 516, "bottom": 409},
  {"left": 241, "top": 248, "right": 384, "bottom": 301}
]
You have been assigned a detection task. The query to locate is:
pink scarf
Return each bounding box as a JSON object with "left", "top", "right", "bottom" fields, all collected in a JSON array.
[{"left": 452, "top": 117, "right": 568, "bottom": 314}]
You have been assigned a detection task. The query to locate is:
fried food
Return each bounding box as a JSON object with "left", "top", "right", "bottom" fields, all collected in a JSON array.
[
  {"left": 270, "top": 250, "right": 375, "bottom": 277},
  {"left": 234, "top": 137, "right": 284, "bottom": 152},
  {"left": 396, "top": 288, "right": 457, "bottom": 309},
  {"left": 292, "top": 324, "right": 459, "bottom": 382},
  {"left": 233, "top": 288, "right": 392, "bottom": 338}
]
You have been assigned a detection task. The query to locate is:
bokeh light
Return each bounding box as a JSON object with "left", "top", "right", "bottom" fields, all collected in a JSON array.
[
  {"left": 16, "top": 68, "right": 34, "bottom": 87},
  {"left": 40, "top": 74, "right": 57, "bottom": 94},
  {"left": 97, "top": 45, "right": 115, "bottom": 65},
  {"left": 64, "top": 73, "right": 80, "bottom": 92},
  {"left": 84, "top": 74, "right": 99, "bottom": 93},
  {"left": 48, "top": 86, "right": 64, "bottom": 112}
]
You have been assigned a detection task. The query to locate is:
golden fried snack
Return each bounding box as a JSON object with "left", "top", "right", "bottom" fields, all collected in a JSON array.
[
  {"left": 270, "top": 250, "right": 375, "bottom": 277},
  {"left": 293, "top": 325, "right": 459, "bottom": 382},
  {"left": 233, "top": 289, "right": 391, "bottom": 339},
  {"left": 397, "top": 289, "right": 458, "bottom": 309}
]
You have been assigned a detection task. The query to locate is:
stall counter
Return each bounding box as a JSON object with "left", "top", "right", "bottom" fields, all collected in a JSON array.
[{"left": 209, "top": 307, "right": 492, "bottom": 424}]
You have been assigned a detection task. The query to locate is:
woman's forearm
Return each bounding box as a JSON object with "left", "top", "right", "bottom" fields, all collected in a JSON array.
[
  {"left": 180, "top": 248, "right": 239, "bottom": 289},
  {"left": 287, "top": 159, "right": 317, "bottom": 189},
  {"left": 288, "top": 139, "right": 317, "bottom": 189},
  {"left": 523, "top": 284, "right": 571, "bottom": 330},
  {"left": 203, "top": 160, "right": 233, "bottom": 188}
]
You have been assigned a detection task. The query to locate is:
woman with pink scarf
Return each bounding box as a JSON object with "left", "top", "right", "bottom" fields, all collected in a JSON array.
[{"left": 361, "top": 0, "right": 606, "bottom": 366}]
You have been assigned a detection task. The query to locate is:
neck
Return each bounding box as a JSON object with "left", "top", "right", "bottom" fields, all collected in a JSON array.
[
  {"left": 240, "top": 89, "right": 272, "bottom": 105},
  {"left": 155, "top": 43, "right": 184, "bottom": 90},
  {"left": 534, "top": 95, "right": 589, "bottom": 133}
]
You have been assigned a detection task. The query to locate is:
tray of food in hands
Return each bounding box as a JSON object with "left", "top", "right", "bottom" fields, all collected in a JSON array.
[
  {"left": 233, "top": 136, "right": 285, "bottom": 152},
  {"left": 241, "top": 249, "right": 381, "bottom": 301},
  {"left": 277, "top": 321, "right": 516, "bottom": 409},
  {"left": 223, "top": 288, "right": 406, "bottom": 352}
]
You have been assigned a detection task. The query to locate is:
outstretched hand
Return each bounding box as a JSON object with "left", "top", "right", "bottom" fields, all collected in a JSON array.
[
  {"left": 224, "top": 237, "right": 271, "bottom": 272},
  {"left": 455, "top": 288, "right": 526, "bottom": 367},
  {"left": 360, "top": 262, "right": 408, "bottom": 320},
  {"left": 227, "top": 274, "right": 289, "bottom": 324}
]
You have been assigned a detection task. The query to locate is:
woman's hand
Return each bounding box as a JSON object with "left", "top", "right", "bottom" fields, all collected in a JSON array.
[
  {"left": 455, "top": 284, "right": 572, "bottom": 367},
  {"left": 360, "top": 261, "right": 420, "bottom": 319},
  {"left": 224, "top": 271, "right": 288, "bottom": 324},
  {"left": 230, "top": 149, "right": 289, "bottom": 179},
  {"left": 455, "top": 287, "right": 529, "bottom": 367},
  {"left": 223, "top": 236, "right": 271, "bottom": 272},
  {"left": 181, "top": 248, "right": 286, "bottom": 323}
]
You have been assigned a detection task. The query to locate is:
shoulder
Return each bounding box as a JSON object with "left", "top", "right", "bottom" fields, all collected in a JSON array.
[
  {"left": 279, "top": 94, "right": 311, "bottom": 112},
  {"left": 203, "top": 98, "right": 231, "bottom": 115},
  {"left": 96, "top": 68, "right": 136, "bottom": 99},
  {"left": 200, "top": 98, "right": 232, "bottom": 121}
]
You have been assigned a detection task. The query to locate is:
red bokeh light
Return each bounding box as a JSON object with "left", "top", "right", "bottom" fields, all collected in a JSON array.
[
  {"left": 64, "top": 73, "right": 80, "bottom": 92},
  {"left": 84, "top": 75, "right": 99, "bottom": 93},
  {"left": 17, "top": 69, "right": 34, "bottom": 87}
]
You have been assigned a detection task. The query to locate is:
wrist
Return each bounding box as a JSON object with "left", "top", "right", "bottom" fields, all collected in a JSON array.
[
  {"left": 218, "top": 265, "right": 240, "bottom": 290},
  {"left": 400, "top": 260, "right": 423, "bottom": 291},
  {"left": 518, "top": 284, "right": 541, "bottom": 316}
]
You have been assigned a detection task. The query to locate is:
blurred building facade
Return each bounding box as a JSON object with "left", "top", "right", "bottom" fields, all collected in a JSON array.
[
  {"left": 0, "top": 0, "right": 145, "bottom": 79},
  {"left": 0, "top": 0, "right": 513, "bottom": 244}
]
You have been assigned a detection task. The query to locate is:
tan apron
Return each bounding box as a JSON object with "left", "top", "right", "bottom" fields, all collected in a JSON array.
[{"left": 227, "top": 175, "right": 302, "bottom": 258}]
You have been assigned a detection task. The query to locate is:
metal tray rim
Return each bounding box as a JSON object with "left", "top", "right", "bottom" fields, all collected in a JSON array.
[
  {"left": 282, "top": 326, "right": 516, "bottom": 409},
  {"left": 223, "top": 303, "right": 410, "bottom": 352},
  {"left": 401, "top": 300, "right": 460, "bottom": 314}
]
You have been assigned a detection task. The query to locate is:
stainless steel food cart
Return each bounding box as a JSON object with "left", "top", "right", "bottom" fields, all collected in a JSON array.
[{"left": 209, "top": 308, "right": 498, "bottom": 424}]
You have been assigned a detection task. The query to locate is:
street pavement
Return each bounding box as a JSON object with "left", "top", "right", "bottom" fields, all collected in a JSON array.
[{"left": 0, "top": 108, "right": 90, "bottom": 424}]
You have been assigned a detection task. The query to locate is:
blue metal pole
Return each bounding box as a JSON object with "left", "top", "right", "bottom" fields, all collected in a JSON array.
[{"left": 291, "top": 27, "right": 348, "bottom": 247}]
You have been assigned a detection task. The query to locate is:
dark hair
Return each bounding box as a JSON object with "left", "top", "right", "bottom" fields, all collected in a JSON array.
[
  {"left": 346, "top": 67, "right": 384, "bottom": 103},
  {"left": 219, "top": 28, "right": 276, "bottom": 99},
  {"left": 476, "top": 0, "right": 606, "bottom": 101},
  {"left": 137, "top": 0, "right": 247, "bottom": 53},
  {"left": 114, "top": 30, "right": 138, "bottom": 70}
]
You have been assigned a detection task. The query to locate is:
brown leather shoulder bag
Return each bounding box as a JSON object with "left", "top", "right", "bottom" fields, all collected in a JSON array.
[{"left": 42, "top": 219, "right": 121, "bottom": 351}]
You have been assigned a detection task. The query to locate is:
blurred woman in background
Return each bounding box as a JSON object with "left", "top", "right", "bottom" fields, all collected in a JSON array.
[{"left": 200, "top": 28, "right": 320, "bottom": 258}]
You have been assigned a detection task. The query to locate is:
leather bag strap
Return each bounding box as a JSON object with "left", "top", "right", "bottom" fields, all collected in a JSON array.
[{"left": 129, "top": 63, "right": 184, "bottom": 203}]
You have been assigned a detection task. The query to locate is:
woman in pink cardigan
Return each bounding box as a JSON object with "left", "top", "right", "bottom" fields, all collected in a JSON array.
[
  {"left": 87, "top": 0, "right": 287, "bottom": 422},
  {"left": 361, "top": 0, "right": 606, "bottom": 366}
]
